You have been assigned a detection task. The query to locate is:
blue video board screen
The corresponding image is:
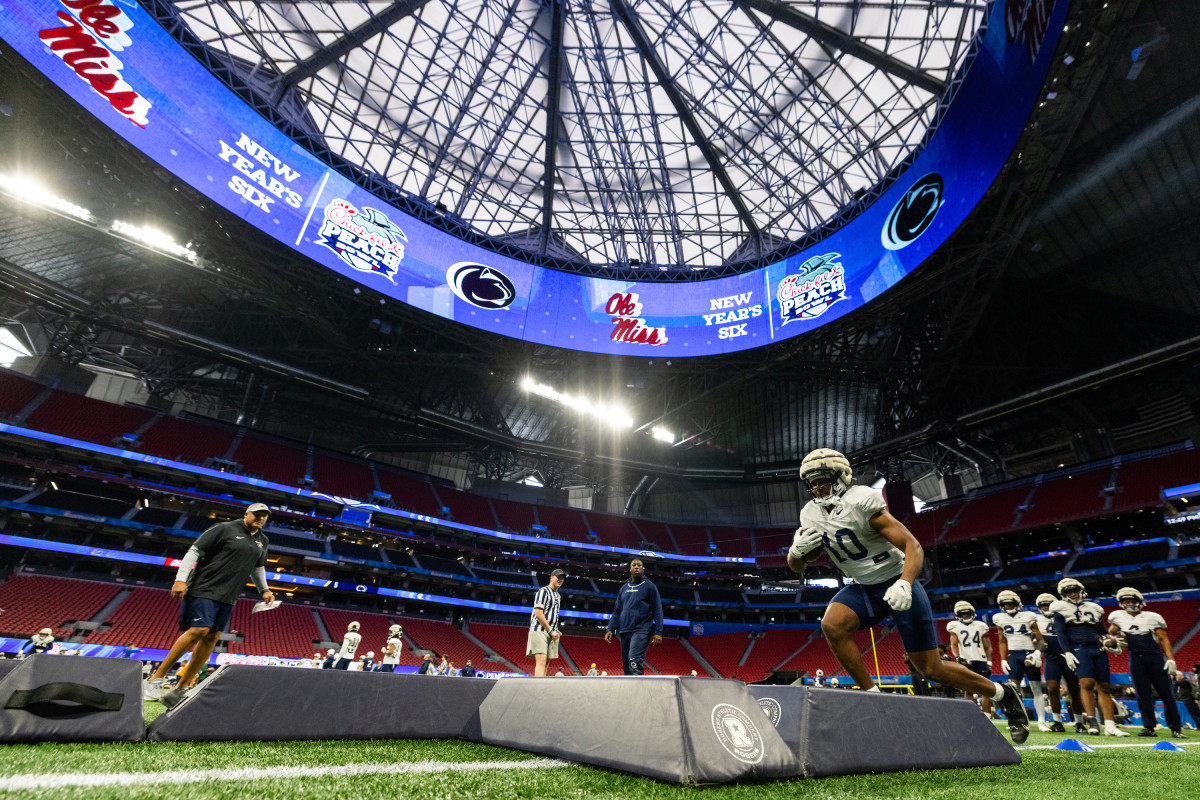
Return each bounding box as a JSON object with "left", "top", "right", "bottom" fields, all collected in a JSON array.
[{"left": 0, "top": 1, "right": 1066, "bottom": 356}]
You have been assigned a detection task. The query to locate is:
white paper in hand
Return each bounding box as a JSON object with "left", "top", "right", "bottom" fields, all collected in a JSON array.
[{"left": 251, "top": 599, "right": 281, "bottom": 614}]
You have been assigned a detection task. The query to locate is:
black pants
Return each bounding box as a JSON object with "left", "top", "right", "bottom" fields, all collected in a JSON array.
[
  {"left": 1129, "top": 650, "right": 1181, "bottom": 731},
  {"left": 619, "top": 630, "right": 651, "bottom": 675}
]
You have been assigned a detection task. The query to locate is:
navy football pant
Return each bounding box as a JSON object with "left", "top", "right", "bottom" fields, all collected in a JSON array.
[
  {"left": 1130, "top": 650, "right": 1181, "bottom": 731},
  {"left": 619, "top": 630, "right": 651, "bottom": 675}
]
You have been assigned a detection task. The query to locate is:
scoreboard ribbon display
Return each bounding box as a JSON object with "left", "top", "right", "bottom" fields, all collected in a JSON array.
[{"left": 1, "top": 1, "right": 1067, "bottom": 356}]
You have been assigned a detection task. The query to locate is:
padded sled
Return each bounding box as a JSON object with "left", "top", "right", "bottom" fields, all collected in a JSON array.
[
  {"left": 147, "top": 666, "right": 495, "bottom": 741},
  {"left": 749, "top": 685, "right": 1021, "bottom": 776},
  {"left": 0, "top": 655, "right": 144, "bottom": 742},
  {"left": 475, "top": 676, "right": 800, "bottom": 785}
]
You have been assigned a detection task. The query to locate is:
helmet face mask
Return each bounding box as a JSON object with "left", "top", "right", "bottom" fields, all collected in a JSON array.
[
  {"left": 1035, "top": 593, "right": 1056, "bottom": 616},
  {"left": 953, "top": 600, "right": 975, "bottom": 623},
  {"left": 1117, "top": 587, "right": 1144, "bottom": 612},
  {"left": 1057, "top": 578, "right": 1085, "bottom": 602},
  {"left": 799, "top": 449, "right": 853, "bottom": 510},
  {"left": 997, "top": 590, "right": 1021, "bottom": 614},
  {"left": 348, "top": 621, "right": 361, "bottom": 632}
]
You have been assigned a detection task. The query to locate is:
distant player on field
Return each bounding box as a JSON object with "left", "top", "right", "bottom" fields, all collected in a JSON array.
[
  {"left": 787, "top": 448, "right": 1029, "bottom": 743},
  {"left": 1107, "top": 587, "right": 1185, "bottom": 738},
  {"left": 1036, "top": 593, "right": 1085, "bottom": 732},
  {"left": 993, "top": 590, "right": 1050, "bottom": 731},
  {"left": 1050, "top": 578, "right": 1128, "bottom": 736},
  {"left": 946, "top": 601, "right": 995, "bottom": 716}
]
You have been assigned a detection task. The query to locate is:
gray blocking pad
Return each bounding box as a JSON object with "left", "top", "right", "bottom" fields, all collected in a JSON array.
[
  {"left": 475, "top": 677, "right": 801, "bottom": 785},
  {"left": 147, "top": 666, "right": 495, "bottom": 742},
  {"left": 749, "top": 685, "right": 1021, "bottom": 777},
  {"left": 0, "top": 655, "right": 145, "bottom": 742}
]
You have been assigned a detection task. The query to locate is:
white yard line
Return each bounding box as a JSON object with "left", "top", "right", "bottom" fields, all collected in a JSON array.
[{"left": 0, "top": 758, "right": 572, "bottom": 791}]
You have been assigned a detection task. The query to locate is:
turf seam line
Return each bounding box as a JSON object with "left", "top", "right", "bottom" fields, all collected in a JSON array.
[{"left": 0, "top": 758, "right": 572, "bottom": 790}]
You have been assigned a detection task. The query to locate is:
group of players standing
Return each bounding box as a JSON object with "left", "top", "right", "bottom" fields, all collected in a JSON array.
[
  {"left": 788, "top": 447, "right": 1190, "bottom": 743},
  {"left": 949, "top": 582, "right": 1186, "bottom": 738}
]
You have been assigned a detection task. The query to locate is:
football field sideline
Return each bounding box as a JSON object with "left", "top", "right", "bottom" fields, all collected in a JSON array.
[{"left": 0, "top": 757, "right": 571, "bottom": 791}]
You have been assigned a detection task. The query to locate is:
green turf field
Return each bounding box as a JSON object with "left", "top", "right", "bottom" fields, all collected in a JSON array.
[{"left": 0, "top": 707, "right": 1194, "bottom": 799}]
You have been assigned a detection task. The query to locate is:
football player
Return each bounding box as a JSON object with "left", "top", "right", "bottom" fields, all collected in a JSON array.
[
  {"left": 1108, "top": 587, "right": 1186, "bottom": 738},
  {"left": 1050, "top": 578, "right": 1128, "bottom": 736},
  {"left": 946, "top": 601, "right": 996, "bottom": 716},
  {"left": 994, "top": 590, "right": 1051, "bottom": 731},
  {"left": 1036, "top": 592, "right": 1085, "bottom": 732},
  {"left": 380, "top": 624, "right": 403, "bottom": 673},
  {"left": 333, "top": 620, "right": 362, "bottom": 670},
  {"left": 788, "top": 448, "right": 1029, "bottom": 743}
]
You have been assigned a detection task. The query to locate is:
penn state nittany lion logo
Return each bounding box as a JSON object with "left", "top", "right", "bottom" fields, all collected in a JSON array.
[
  {"left": 881, "top": 173, "right": 944, "bottom": 250},
  {"left": 756, "top": 697, "right": 782, "bottom": 728},
  {"left": 447, "top": 262, "right": 516, "bottom": 309},
  {"left": 711, "top": 703, "right": 765, "bottom": 764}
]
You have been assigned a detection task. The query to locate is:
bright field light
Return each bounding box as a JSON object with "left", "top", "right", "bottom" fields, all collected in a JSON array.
[
  {"left": 651, "top": 426, "right": 675, "bottom": 443},
  {"left": 111, "top": 220, "right": 197, "bottom": 261},
  {"left": 521, "top": 376, "right": 633, "bottom": 428},
  {"left": 0, "top": 173, "right": 94, "bottom": 222}
]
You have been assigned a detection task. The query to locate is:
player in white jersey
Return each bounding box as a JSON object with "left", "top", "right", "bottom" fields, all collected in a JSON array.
[
  {"left": 993, "top": 590, "right": 1050, "bottom": 731},
  {"left": 1050, "top": 578, "right": 1127, "bottom": 736},
  {"left": 1108, "top": 587, "right": 1185, "bottom": 738},
  {"left": 946, "top": 601, "right": 996, "bottom": 715},
  {"left": 380, "top": 623, "right": 403, "bottom": 673},
  {"left": 333, "top": 620, "right": 362, "bottom": 670},
  {"left": 787, "top": 448, "right": 1029, "bottom": 743}
]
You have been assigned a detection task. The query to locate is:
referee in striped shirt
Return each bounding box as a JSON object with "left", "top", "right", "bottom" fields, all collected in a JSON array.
[{"left": 527, "top": 568, "right": 566, "bottom": 676}]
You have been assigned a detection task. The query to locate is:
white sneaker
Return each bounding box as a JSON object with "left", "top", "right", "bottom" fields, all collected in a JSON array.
[
  {"left": 1037, "top": 721, "right": 1054, "bottom": 732},
  {"left": 142, "top": 677, "right": 167, "bottom": 701},
  {"left": 1104, "top": 725, "right": 1130, "bottom": 737}
]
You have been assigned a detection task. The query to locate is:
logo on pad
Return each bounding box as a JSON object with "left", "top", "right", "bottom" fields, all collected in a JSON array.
[
  {"left": 756, "top": 697, "right": 782, "bottom": 728},
  {"left": 711, "top": 703, "right": 764, "bottom": 764}
]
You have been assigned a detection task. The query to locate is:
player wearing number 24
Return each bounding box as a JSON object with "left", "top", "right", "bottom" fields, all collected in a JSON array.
[{"left": 788, "top": 449, "right": 1030, "bottom": 744}]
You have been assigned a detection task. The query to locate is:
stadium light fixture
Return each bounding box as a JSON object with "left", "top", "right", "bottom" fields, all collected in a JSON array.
[
  {"left": 651, "top": 426, "right": 675, "bottom": 444},
  {"left": 0, "top": 173, "right": 94, "bottom": 222},
  {"left": 521, "top": 375, "right": 633, "bottom": 428},
  {"left": 111, "top": 220, "right": 198, "bottom": 261}
]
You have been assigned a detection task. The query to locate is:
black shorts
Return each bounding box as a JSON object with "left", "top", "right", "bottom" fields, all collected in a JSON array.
[{"left": 179, "top": 596, "right": 234, "bottom": 633}]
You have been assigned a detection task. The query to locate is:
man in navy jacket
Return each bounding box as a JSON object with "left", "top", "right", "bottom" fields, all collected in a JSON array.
[{"left": 604, "top": 558, "right": 663, "bottom": 675}]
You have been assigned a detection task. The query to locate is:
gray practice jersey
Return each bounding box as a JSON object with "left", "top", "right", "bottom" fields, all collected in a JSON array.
[
  {"left": 795, "top": 486, "right": 903, "bottom": 585},
  {"left": 993, "top": 610, "right": 1041, "bottom": 650},
  {"left": 947, "top": 619, "right": 991, "bottom": 662}
]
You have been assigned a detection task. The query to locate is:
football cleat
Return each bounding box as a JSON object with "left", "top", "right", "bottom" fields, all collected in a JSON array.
[
  {"left": 141, "top": 677, "right": 167, "bottom": 701},
  {"left": 1104, "top": 725, "right": 1130, "bottom": 737},
  {"left": 1170, "top": 730, "right": 1187, "bottom": 739},
  {"left": 1137, "top": 728, "right": 1156, "bottom": 737},
  {"left": 997, "top": 682, "right": 1030, "bottom": 744},
  {"left": 159, "top": 686, "right": 188, "bottom": 710},
  {"left": 1085, "top": 717, "right": 1100, "bottom": 736},
  {"left": 1037, "top": 721, "right": 1054, "bottom": 732},
  {"left": 1050, "top": 721, "right": 1065, "bottom": 733},
  {"left": 1074, "top": 719, "right": 1087, "bottom": 734}
]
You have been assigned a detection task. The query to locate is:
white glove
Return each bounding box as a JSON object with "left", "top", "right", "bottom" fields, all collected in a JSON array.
[
  {"left": 1165, "top": 659, "right": 1176, "bottom": 674},
  {"left": 1025, "top": 650, "right": 1043, "bottom": 668},
  {"left": 788, "top": 527, "right": 824, "bottom": 561},
  {"left": 999, "top": 658, "right": 1009, "bottom": 675},
  {"left": 1063, "top": 652, "right": 1079, "bottom": 671},
  {"left": 882, "top": 579, "right": 912, "bottom": 612}
]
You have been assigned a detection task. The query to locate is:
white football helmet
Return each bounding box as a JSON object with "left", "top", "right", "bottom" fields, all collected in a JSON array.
[
  {"left": 1116, "top": 587, "right": 1145, "bottom": 611},
  {"left": 815, "top": 669, "right": 824, "bottom": 677},
  {"left": 800, "top": 448, "right": 853, "bottom": 510},
  {"left": 953, "top": 600, "right": 975, "bottom": 623},
  {"left": 348, "top": 621, "right": 361, "bottom": 632},
  {"left": 366, "top": 651, "right": 375, "bottom": 659},
  {"left": 997, "top": 590, "right": 1022, "bottom": 614},
  {"left": 1057, "top": 578, "right": 1085, "bottom": 601},
  {"left": 389, "top": 624, "right": 402, "bottom": 636},
  {"left": 327, "top": 648, "right": 335, "bottom": 655},
  {"left": 1035, "top": 593, "right": 1056, "bottom": 615}
]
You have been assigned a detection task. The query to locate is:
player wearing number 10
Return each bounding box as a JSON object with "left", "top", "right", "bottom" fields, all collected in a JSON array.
[{"left": 788, "top": 449, "right": 1030, "bottom": 743}]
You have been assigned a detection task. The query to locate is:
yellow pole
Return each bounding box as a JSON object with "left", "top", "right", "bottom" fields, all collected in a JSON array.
[{"left": 869, "top": 627, "right": 882, "bottom": 687}]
